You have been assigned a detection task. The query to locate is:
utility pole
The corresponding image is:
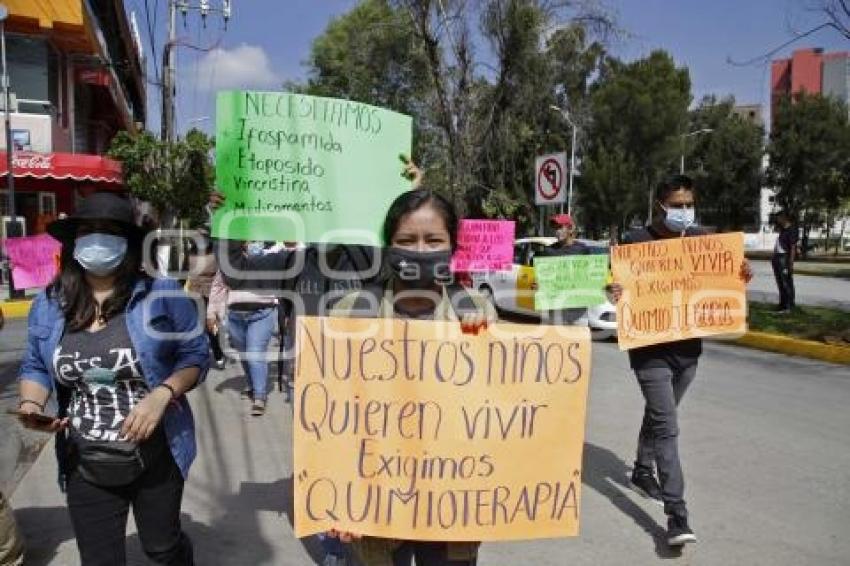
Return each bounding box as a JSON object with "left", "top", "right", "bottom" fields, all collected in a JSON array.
[
  {"left": 160, "top": 0, "right": 231, "bottom": 143},
  {"left": 549, "top": 105, "right": 578, "bottom": 216},
  {"left": 1, "top": 4, "right": 22, "bottom": 299},
  {"left": 157, "top": 0, "right": 230, "bottom": 274},
  {"left": 161, "top": 0, "right": 177, "bottom": 144}
]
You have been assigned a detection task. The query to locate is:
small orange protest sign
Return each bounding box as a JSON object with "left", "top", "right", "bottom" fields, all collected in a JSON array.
[
  {"left": 611, "top": 232, "right": 747, "bottom": 350},
  {"left": 294, "top": 317, "right": 591, "bottom": 541}
]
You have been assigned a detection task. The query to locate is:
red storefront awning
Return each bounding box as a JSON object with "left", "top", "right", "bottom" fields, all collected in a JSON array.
[{"left": 0, "top": 152, "right": 123, "bottom": 185}]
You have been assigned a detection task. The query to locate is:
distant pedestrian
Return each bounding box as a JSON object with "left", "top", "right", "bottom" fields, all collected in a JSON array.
[
  {"left": 772, "top": 210, "right": 798, "bottom": 314},
  {"left": 187, "top": 226, "right": 226, "bottom": 370},
  {"left": 16, "top": 192, "right": 208, "bottom": 566},
  {"left": 209, "top": 243, "right": 278, "bottom": 416},
  {"left": 540, "top": 213, "right": 594, "bottom": 326}
]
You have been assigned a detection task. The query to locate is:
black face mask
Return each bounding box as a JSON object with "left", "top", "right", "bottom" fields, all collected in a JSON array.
[{"left": 386, "top": 248, "right": 453, "bottom": 289}]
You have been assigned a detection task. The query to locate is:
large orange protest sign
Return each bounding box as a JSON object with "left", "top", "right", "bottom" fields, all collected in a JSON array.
[
  {"left": 611, "top": 232, "right": 747, "bottom": 350},
  {"left": 294, "top": 317, "right": 591, "bottom": 541}
]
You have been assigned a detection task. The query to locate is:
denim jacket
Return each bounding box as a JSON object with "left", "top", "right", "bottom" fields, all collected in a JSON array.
[{"left": 18, "top": 277, "right": 209, "bottom": 479}]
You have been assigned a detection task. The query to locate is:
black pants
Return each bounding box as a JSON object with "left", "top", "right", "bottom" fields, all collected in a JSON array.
[
  {"left": 771, "top": 255, "right": 795, "bottom": 310},
  {"left": 634, "top": 364, "right": 698, "bottom": 518},
  {"left": 66, "top": 439, "right": 193, "bottom": 566},
  {"left": 203, "top": 296, "right": 225, "bottom": 361},
  {"left": 392, "top": 542, "right": 476, "bottom": 566}
]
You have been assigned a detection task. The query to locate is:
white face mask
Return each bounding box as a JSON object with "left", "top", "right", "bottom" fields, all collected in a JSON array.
[
  {"left": 74, "top": 233, "right": 128, "bottom": 276},
  {"left": 661, "top": 205, "right": 696, "bottom": 233}
]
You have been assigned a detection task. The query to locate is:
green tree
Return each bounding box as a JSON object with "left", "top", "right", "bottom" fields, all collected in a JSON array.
[
  {"left": 300, "top": 0, "right": 614, "bottom": 232},
  {"left": 767, "top": 92, "right": 850, "bottom": 255},
  {"left": 305, "top": 0, "right": 429, "bottom": 116},
  {"left": 687, "top": 96, "right": 765, "bottom": 231},
  {"left": 581, "top": 50, "right": 692, "bottom": 240},
  {"left": 108, "top": 129, "right": 215, "bottom": 226}
]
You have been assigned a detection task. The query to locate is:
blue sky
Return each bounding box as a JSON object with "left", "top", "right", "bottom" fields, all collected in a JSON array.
[{"left": 126, "top": 0, "right": 849, "bottom": 136}]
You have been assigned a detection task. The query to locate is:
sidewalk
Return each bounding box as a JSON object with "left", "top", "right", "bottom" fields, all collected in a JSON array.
[{"left": 9, "top": 364, "right": 325, "bottom": 565}]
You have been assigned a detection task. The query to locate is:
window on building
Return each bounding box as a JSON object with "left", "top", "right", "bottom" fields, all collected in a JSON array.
[
  {"left": 39, "top": 193, "right": 56, "bottom": 216},
  {"left": 7, "top": 35, "right": 52, "bottom": 115}
]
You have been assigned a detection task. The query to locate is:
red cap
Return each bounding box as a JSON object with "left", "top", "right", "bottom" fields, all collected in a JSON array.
[{"left": 551, "top": 213, "right": 574, "bottom": 227}]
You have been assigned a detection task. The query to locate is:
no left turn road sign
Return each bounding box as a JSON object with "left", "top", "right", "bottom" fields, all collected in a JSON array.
[{"left": 535, "top": 152, "right": 567, "bottom": 205}]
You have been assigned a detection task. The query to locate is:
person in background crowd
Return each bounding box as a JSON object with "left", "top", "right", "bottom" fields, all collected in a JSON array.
[
  {"left": 772, "top": 210, "right": 798, "bottom": 314},
  {"left": 187, "top": 226, "right": 226, "bottom": 370},
  {"left": 0, "top": 305, "right": 26, "bottom": 566},
  {"left": 609, "top": 174, "right": 753, "bottom": 548},
  {"left": 16, "top": 192, "right": 208, "bottom": 566},
  {"left": 539, "top": 213, "right": 594, "bottom": 326},
  {"left": 208, "top": 244, "right": 278, "bottom": 416},
  {"left": 329, "top": 187, "right": 495, "bottom": 566},
  {"left": 544, "top": 213, "right": 589, "bottom": 256}
]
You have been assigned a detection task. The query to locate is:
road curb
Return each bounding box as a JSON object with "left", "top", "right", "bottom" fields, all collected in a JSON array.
[
  {"left": 0, "top": 300, "right": 32, "bottom": 319},
  {"left": 794, "top": 268, "right": 850, "bottom": 278},
  {"left": 734, "top": 331, "right": 850, "bottom": 365}
]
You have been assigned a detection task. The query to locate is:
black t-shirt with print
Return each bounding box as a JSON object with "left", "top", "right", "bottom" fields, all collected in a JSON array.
[{"left": 54, "top": 313, "right": 149, "bottom": 441}]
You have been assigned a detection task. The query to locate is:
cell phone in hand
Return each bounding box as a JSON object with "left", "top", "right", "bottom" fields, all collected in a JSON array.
[{"left": 5, "top": 409, "right": 58, "bottom": 426}]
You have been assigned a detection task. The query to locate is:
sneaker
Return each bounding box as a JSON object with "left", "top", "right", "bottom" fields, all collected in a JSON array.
[
  {"left": 251, "top": 399, "right": 267, "bottom": 416},
  {"left": 214, "top": 359, "right": 226, "bottom": 371},
  {"left": 630, "top": 469, "right": 663, "bottom": 505},
  {"left": 667, "top": 514, "right": 697, "bottom": 546},
  {"left": 240, "top": 386, "right": 253, "bottom": 400}
]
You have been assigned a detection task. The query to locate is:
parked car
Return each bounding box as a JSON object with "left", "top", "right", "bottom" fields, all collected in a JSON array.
[{"left": 467, "top": 236, "right": 617, "bottom": 340}]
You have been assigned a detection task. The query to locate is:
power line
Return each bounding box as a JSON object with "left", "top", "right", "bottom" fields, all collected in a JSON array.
[
  {"left": 144, "top": 0, "right": 161, "bottom": 81},
  {"left": 727, "top": 22, "right": 834, "bottom": 67}
]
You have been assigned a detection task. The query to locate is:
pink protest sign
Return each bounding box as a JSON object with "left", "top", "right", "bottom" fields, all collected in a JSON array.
[
  {"left": 451, "top": 219, "right": 515, "bottom": 272},
  {"left": 3, "top": 234, "right": 61, "bottom": 289}
]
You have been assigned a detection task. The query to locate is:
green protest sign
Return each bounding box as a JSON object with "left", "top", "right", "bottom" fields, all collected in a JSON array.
[
  {"left": 534, "top": 254, "right": 609, "bottom": 310},
  {"left": 212, "top": 91, "right": 413, "bottom": 243}
]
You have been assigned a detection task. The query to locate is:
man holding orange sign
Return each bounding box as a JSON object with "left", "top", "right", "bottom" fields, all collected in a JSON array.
[{"left": 609, "top": 175, "right": 753, "bottom": 548}]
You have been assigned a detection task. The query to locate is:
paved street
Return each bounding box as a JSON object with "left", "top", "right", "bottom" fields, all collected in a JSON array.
[
  {"left": 748, "top": 260, "right": 850, "bottom": 311},
  {"left": 3, "top": 316, "right": 849, "bottom": 565},
  {"left": 0, "top": 317, "right": 51, "bottom": 496}
]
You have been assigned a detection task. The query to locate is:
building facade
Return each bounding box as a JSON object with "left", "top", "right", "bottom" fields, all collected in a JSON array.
[
  {"left": 0, "top": 0, "right": 145, "bottom": 238},
  {"left": 771, "top": 48, "right": 850, "bottom": 121}
]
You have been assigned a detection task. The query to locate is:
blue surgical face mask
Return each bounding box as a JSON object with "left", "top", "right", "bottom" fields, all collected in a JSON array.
[
  {"left": 74, "top": 233, "right": 128, "bottom": 276},
  {"left": 246, "top": 242, "right": 264, "bottom": 256},
  {"left": 661, "top": 205, "right": 696, "bottom": 234}
]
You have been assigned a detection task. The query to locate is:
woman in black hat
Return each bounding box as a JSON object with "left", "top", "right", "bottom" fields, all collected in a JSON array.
[{"left": 16, "top": 191, "right": 209, "bottom": 565}]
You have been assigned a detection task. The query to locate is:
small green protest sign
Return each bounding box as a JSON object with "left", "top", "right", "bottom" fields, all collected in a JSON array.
[
  {"left": 534, "top": 254, "right": 609, "bottom": 310},
  {"left": 213, "top": 91, "right": 413, "bottom": 243}
]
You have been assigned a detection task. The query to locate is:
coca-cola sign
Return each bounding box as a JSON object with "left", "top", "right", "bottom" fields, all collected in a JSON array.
[{"left": 12, "top": 153, "right": 53, "bottom": 170}]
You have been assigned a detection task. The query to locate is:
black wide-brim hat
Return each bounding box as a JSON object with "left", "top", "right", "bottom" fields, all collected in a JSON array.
[{"left": 47, "top": 191, "right": 147, "bottom": 243}]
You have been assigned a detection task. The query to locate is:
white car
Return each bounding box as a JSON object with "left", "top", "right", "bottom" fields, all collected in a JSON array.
[{"left": 468, "top": 237, "right": 618, "bottom": 340}]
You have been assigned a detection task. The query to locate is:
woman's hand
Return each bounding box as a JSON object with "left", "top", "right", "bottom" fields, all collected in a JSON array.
[
  {"left": 209, "top": 190, "right": 226, "bottom": 212},
  {"left": 120, "top": 387, "right": 171, "bottom": 442},
  {"left": 460, "top": 312, "right": 488, "bottom": 335},
  {"left": 326, "top": 529, "right": 361, "bottom": 543},
  {"left": 17, "top": 404, "right": 68, "bottom": 433},
  {"left": 606, "top": 283, "right": 623, "bottom": 303},
  {"left": 400, "top": 155, "right": 423, "bottom": 190},
  {"left": 206, "top": 316, "right": 219, "bottom": 335},
  {"left": 739, "top": 260, "right": 754, "bottom": 284}
]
